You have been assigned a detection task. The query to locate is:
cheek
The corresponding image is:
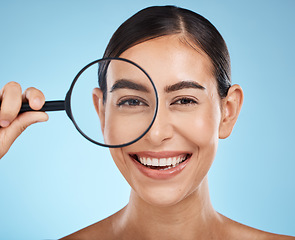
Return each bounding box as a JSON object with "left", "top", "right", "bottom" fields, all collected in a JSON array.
[
  {"left": 103, "top": 107, "right": 153, "bottom": 146},
  {"left": 104, "top": 113, "right": 126, "bottom": 145},
  {"left": 174, "top": 105, "right": 221, "bottom": 148},
  {"left": 103, "top": 111, "right": 138, "bottom": 145},
  {"left": 108, "top": 147, "right": 129, "bottom": 179}
]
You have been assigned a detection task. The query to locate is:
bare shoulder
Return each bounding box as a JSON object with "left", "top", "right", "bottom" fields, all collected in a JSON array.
[
  {"left": 255, "top": 229, "right": 295, "bottom": 240},
  {"left": 254, "top": 230, "right": 295, "bottom": 240},
  {"left": 59, "top": 209, "right": 123, "bottom": 240},
  {"left": 222, "top": 214, "right": 295, "bottom": 240},
  {"left": 59, "top": 218, "right": 112, "bottom": 240}
]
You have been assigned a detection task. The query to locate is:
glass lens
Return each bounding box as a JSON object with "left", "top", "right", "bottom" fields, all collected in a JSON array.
[{"left": 68, "top": 58, "right": 157, "bottom": 147}]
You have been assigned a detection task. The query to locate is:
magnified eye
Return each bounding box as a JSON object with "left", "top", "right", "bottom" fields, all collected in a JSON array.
[
  {"left": 117, "top": 98, "right": 148, "bottom": 107},
  {"left": 172, "top": 97, "right": 198, "bottom": 105}
]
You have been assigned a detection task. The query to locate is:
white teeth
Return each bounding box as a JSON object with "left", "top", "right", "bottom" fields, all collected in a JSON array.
[
  {"left": 152, "top": 158, "right": 158, "bottom": 166},
  {"left": 138, "top": 155, "right": 188, "bottom": 167},
  {"left": 167, "top": 157, "right": 172, "bottom": 166},
  {"left": 159, "top": 158, "right": 165, "bottom": 166},
  {"left": 172, "top": 157, "right": 177, "bottom": 166}
]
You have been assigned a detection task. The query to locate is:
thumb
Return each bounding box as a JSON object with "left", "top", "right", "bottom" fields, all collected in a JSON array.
[{"left": 0, "top": 111, "right": 48, "bottom": 159}]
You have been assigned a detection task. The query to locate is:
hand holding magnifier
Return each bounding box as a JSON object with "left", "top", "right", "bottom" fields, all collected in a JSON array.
[{"left": 3, "top": 58, "right": 158, "bottom": 148}]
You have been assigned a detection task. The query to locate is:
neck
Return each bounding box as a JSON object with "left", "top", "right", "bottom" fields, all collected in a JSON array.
[{"left": 116, "top": 176, "right": 224, "bottom": 240}]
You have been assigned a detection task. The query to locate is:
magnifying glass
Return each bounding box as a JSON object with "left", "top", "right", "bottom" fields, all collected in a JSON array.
[{"left": 17, "top": 57, "right": 159, "bottom": 148}]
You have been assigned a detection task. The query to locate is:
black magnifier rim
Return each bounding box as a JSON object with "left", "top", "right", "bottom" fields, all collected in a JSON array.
[{"left": 65, "top": 57, "right": 159, "bottom": 148}]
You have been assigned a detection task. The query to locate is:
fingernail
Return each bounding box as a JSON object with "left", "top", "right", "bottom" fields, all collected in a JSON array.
[{"left": 0, "top": 120, "right": 10, "bottom": 128}]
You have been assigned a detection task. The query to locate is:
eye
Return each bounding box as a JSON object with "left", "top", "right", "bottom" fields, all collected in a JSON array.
[
  {"left": 117, "top": 98, "right": 148, "bottom": 107},
  {"left": 171, "top": 97, "right": 198, "bottom": 106}
]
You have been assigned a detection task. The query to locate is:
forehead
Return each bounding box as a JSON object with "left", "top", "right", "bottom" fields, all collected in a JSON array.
[{"left": 118, "top": 35, "right": 217, "bottom": 91}]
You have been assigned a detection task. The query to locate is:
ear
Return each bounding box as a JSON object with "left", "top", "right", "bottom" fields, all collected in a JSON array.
[
  {"left": 219, "top": 84, "right": 244, "bottom": 139},
  {"left": 92, "top": 88, "right": 105, "bottom": 134}
]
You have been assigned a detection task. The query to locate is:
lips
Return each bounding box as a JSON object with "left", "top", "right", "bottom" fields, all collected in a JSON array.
[{"left": 129, "top": 152, "right": 192, "bottom": 171}]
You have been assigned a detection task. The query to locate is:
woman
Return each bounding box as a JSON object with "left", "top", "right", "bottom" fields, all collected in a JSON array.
[{"left": 0, "top": 6, "right": 294, "bottom": 240}]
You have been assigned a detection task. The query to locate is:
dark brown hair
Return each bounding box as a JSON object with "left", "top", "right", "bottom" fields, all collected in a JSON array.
[{"left": 99, "top": 5, "right": 231, "bottom": 101}]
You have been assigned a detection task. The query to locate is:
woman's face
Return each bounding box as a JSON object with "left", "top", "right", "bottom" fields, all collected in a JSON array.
[{"left": 103, "top": 35, "right": 224, "bottom": 207}]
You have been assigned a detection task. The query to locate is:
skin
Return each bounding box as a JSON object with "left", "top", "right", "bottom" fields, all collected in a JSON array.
[
  {"left": 0, "top": 82, "right": 48, "bottom": 159},
  {"left": 0, "top": 35, "right": 294, "bottom": 239}
]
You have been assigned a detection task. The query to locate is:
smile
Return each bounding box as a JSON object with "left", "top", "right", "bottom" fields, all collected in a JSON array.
[{"left": 130, "top": 153, "right": 192, "bottom": 171}]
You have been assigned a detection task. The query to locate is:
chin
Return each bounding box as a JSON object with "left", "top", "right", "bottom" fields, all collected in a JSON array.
[{"left": 135, "top": 184, "right": 191, "bottom": 208}]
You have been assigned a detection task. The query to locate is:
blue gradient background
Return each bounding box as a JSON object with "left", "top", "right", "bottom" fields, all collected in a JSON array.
[{"left": 0, "top": 1, "right": 294, "bottom": 239}]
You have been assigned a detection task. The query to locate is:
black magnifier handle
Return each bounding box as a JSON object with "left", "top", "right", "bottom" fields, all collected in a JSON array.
[{"left": 19, "top": 100, "right": 66, "bottom": 113}]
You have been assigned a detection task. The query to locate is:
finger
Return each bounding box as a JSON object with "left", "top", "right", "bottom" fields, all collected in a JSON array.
[
  {"left": 22, "top": 87, "right": 46, "bottom": 110},
  {"left": 0, "top": 111, "right": 49, "bottom": 159},
  {"left": 0, "top": 82, "right": 22, "bottom": 127}
]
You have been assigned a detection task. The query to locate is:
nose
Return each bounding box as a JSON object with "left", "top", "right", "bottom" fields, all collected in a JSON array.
[{"left": 145, "top": 104, "right": 173, "bottom": 146}]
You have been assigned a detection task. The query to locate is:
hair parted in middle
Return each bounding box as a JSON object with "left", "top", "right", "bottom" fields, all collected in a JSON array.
[{"left": 99, "top": 5, "right": 231, "bottom": 102}]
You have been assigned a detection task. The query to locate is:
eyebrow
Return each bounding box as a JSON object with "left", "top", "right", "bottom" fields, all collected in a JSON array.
[
  {"left": 110, "top": 79, "right": 150, "bottom": 93},
  {"left": 165, "top": 81, "right": 206, "bottom": 93}
]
